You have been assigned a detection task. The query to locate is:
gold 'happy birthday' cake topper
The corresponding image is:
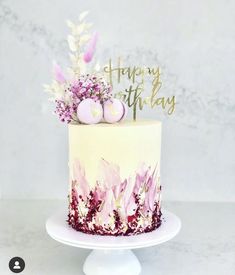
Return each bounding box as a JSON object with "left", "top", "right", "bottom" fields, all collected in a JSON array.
[{"left": 104, "top": 57, "right": 176, "bottom": 120}]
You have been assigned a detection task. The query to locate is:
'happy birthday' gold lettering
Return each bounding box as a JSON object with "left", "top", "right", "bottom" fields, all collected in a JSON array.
[{"left": 103, "top": 58, "right": 176, "bottom": 120}]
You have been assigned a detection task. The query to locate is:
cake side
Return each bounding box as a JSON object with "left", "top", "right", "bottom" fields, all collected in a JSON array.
[{"left": 68, "top": 120, "right": 162, "bottom": 236}]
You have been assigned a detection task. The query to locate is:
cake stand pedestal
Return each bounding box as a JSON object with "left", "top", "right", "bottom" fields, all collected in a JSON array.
[{"left": 46, "top": 210, "right": 181, "bottom": 275}]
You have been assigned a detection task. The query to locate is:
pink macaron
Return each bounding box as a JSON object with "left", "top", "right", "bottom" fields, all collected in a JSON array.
[
  {"left": 77, "top": 98, "right": 103, "bottom": 124},
  {"left": 103, "top": 99, "right": 127, "bottom": 123}
]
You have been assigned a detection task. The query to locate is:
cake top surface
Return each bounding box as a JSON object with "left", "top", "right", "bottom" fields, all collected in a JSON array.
[{"left": 69, "top": 119, "right": 161, "bottom": 128}]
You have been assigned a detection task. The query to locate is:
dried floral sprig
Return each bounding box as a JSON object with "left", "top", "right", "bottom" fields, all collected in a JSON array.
[
  {"left": 43, "top": 11, "right": 112, "bottom": 123},
  {"left": 69, "top": 75, "right": 112, "bottom": 104}
]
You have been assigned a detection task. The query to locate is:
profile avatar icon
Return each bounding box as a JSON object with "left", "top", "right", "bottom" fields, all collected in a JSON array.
[
  {"left": 9, "top": 257, "right": 25, "bottom": 273},
  {"left": 13, "top": 261, "right": 21, "bottom": 270}
]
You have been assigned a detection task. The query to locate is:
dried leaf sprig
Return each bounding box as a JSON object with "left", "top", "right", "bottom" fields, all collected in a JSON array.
[{"left": 66, "top": 11, "right": 94, "bottom": 77}]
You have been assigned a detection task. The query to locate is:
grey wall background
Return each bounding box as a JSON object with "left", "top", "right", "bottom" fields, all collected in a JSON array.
[{"left": 0, "top": 0, "right": 234, "bottom": 201}]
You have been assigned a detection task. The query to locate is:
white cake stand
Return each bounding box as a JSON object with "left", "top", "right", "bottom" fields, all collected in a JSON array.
[{"left": 46, "top": 209, "right": 181, "bottom": 275}]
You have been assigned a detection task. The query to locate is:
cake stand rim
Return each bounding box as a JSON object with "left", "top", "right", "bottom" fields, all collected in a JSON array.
[{"left": 46, "top": 209, "right": 181, "bottom": 250}]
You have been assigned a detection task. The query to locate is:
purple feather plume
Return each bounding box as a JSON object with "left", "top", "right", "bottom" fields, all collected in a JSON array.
[
  {"left": 53, "top": 62, "right": 66, "bottom": 84},
  {"left": 83, "top": 32, "right": 98, "bottom": 63}
]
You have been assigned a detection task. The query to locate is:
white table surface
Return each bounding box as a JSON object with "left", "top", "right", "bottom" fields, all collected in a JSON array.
[{"left": 0, "top": 200, "right": 234, "bottom": 275}]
